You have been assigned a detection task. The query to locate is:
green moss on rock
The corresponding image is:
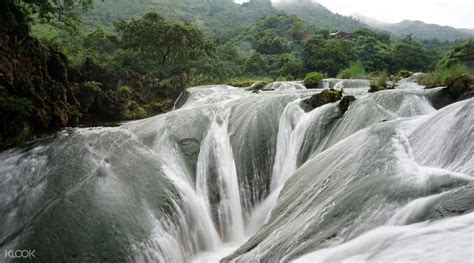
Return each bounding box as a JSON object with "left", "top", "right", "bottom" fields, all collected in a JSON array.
[
  {"left": 445, "top": 74, "right": 473, "bottom": 100},
  {"left": 302, "top": 88, "right": 342, "bottom": 110},
  {"left": 338, "top": 95, "right": 356, "bottom": 114}
]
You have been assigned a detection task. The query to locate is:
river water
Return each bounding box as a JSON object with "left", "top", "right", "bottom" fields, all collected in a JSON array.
[{"left": 0, "top": 79, "right": 472, "bottom": 262}]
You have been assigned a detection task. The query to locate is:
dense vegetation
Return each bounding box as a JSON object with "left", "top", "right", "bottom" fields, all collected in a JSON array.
[{"left": 1, "top": 0, "right": 473, "bottom": 149}]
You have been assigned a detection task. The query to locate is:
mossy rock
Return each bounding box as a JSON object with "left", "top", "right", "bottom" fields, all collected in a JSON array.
[
  {"left": 369, "top": 85, "right": 386, "bottom": 93},
  {"left": 338, "top": 95, "right": 356, "bottom": 114},
  {"left": 397, "top": 70, "right": 413, "bottom": 78},
  {"left": 304, "top": 72, "right": 326, "bottom": 89},
  {"left": 445, "top": 74, "right": 473, "bottom": 100},
  {"left": 228, "top": 79, "right": 267, "bottom": 88},
  {"left": 245, "top": 81, "right": 267, "bottom": 92},
  {"left": 302, "top": 88, "right": 342, "bottom": 110}
]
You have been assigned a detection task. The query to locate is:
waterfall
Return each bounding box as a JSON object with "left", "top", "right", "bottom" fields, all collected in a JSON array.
[
  {"left": 196, "top": 109, "right": 245, "bottom": 243},
  {"left": 0, "top": 81, "right": 472, "bottom": 263},
  {"left": 247, "top": 98, "right": 333, "bottom": 234},
  {"left": 263, "top": 81, "right": 307, "bottom": 91},
  {"left": 152, "top": 129, "right": 222, "bottom": 255}
]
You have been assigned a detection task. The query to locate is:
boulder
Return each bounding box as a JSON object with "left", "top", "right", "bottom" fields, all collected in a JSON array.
[
  {"left": 245, "top": 81, "right": 267, "bottom": 92},
  {"left": 302, "top": 88, "right": 342, "bottom": 110},
  {"left": 446, "top": 75, "right": 473, "bottom": 100},
  {"left": 338, "top": 95, "right": 356, "bottom": 114}
]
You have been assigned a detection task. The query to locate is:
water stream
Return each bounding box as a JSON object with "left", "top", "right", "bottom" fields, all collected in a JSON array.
[{"left": 0, "top": 79, "right": 472, "bottom": 262}]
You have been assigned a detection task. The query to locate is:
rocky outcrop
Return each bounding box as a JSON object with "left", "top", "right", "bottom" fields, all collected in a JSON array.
[
  {"left": 0, "top": 22, "right": 81, "bottom": 149},
  {"left": 0, "top": 23, "right": 182, "bottom": 149},
  {"left": 301, "top": 88, "right": 342, "bottom": 111},
  {"left": 338, "top": 95, "right": 356, "bottom": 114},
  {"left": 430, "top": 75, "right": 473, "bottom": 109},
  {"left": 446, "top": 75, "right": 473, "bottom": 100}
]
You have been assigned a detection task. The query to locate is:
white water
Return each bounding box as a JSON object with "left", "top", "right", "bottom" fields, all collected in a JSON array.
[
  {"left": 1, "top": 80, "right": 472, "bottom": 263},
  {"left": 294, "top": 212, "right": 474, "bottom": 263},
  {"left": 247, "top": 99, "right": 335, "bottom": 233},
  {"left": 196, "top": 109, "right": 245, "bottom": 243},
  {"left": 151, "top": 129, "right": 222, "bottom": 259},
  {"left": 264, "top": 81, "right": 307, "bottom": 91}
]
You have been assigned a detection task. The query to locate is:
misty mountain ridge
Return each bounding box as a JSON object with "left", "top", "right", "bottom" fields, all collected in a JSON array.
[
  {"left": 353, "top": 13, "right": 474, "bottom": 41},
  {"left": 79, "top": 0, "right": 473, "bottom": 41}
]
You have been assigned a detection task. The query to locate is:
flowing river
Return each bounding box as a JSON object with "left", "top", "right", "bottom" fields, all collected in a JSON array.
[{"left": 0, "top": 79, "right": 472, "bottom": 262}]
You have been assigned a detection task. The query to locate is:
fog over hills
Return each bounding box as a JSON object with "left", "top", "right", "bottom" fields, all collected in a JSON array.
[{"left": 353, "top": 13, "right": 474, "bottom": 41}]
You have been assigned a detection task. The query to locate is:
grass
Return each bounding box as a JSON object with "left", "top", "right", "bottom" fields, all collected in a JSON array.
[
  {"left": 369, "top": 72, "right": 388, "bottom": 92},
  {"left": 337, "top": 61, "right": 366, "bottom": 79},
  {"left": 420, "top": 63, "right": 474, "bottom": 88}
]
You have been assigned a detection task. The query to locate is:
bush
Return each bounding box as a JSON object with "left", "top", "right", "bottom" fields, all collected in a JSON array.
[
  {"left": 0, "top": 96, "right": 33, "bottom": 148},
  {"left": 73, "top": 81, "right": 102, "bottom": 113},
  {"left": 126, "top": 101, "right": 147, "bottom": 119},
  {"left": 397, "top": 69, "right": 413, "bottom": 78},
  {"left": 0, "top": 96, "right": 33, "bottom": 119},
  {"left": 304, "top": 71, "right": 327, "bottom": 89},
  {"left": 420, "top": 63, "right": 473, "bottom": 88},
  {"left": 337, "top": 61, "right": 366, "bottom": 79},
  {"left": 369, "top": 72, "right": 388, "bottom": 92}
]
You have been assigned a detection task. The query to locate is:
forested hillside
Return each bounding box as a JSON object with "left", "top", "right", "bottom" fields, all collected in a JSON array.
[
  {"left": 274, "top": 0, "right": 365, "bottom": 32},
  {"left": 355, "top": 15, "right": 474, "bottom": 41},
  {"left": 1, "top": 0, "right": 473, "bottom": 149}
]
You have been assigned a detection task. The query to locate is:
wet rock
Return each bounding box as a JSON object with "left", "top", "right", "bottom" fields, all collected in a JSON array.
[
  {"left": 302, "top": 88, "right": 342, "bottom": 110},
  {"left": 245, "top": 81, "right": 267, "bottom": 92},
  {"left": 430, "top": 75, "right": 474, "bottom": 109},
  {"left": 173, "top": 90, "right": 190, "bottom": 110},
  {"left": 446, "top": 75, "right": 473, "bottom": 100},
  {"left": 338, "top": 95, "right": 356, "bottom": 114},
  {"left": 47, "top": 51, "right": 70, "bottom": 86}
]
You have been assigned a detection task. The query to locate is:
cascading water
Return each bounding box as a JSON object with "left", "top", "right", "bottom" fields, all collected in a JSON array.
[
  {"left": 196, "top": 109, "right": 245, "bottom": 243},
  {"left": 0, "top": 79, "right": 472, "bottom": 263}
]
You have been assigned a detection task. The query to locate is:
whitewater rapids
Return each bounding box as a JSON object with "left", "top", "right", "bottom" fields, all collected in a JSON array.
[{"left": 0, "top": 79, "right": 472, "bottom": 262}]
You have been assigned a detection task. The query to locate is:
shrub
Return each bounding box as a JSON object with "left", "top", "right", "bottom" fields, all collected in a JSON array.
[
  {"left": 397, "top": 69, "right": 413, "bottom": 78},
  {"left": 369, "top": 72, "right": 388, "bottom": 92},
  {"left": 73, "top": 81, "right": 102, "bottom": 113},
  {"left": 0, "top": 96, "right": 33, "bottom": 119},
  {"left": 304, "top": 71, "right": 327, "bottom": 89},
  {"left": 126, "top": 101, "right": 147, "bottom": 119},
  {"left": 420, "top": 63, "right": 473, "bottom": 88},
  {"left": 337, "top": 61, "right": 366, "bottom": 79}
]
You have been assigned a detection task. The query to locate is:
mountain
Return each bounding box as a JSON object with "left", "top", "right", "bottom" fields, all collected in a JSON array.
[
  {"left": 353, "top": 14, "right": 474, "bottom": 41},
  {"left": 77, "top": 0, "right": 367, "bottom": 40},
  {"left": 78, "top": 0, "right": 277, "bottom": 41},
  {"left": 60, "top": 0, "right": 474, "bottom": 43},
  {"left": 273, "top": 0, "right": 365, "bottom": 32}
]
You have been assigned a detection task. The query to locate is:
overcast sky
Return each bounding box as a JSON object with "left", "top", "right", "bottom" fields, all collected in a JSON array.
[{"left": 234, "top": 0, "right": 474, "bottom": 29}]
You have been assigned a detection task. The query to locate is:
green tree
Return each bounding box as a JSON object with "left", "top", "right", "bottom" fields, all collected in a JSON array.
[
  {"left": 351, "top": 34, "right": 391, "bottom": 72},
  {"left": 391, "top": 35, "right": 437, "bottom": 72},
  {"left": 1, "top": 0, "right": 92, "bottom": 27},
  {"left": 245, "top": 52, "right": 269, "bottom": 76},
  {"left": 84, "top": 27, "right": 119, "bottom": 54},
  {"left": 303, "top": 37, "right": 353, "bottom": 76},
  {"left": 114, "top": 13, "right": 211, "bottom": 77},
  {"left": 274, "top": 53, "right": 304, "bottom": 78},
  {"left": 254, "top": 30, "right": 289, "bottom": 55}
]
